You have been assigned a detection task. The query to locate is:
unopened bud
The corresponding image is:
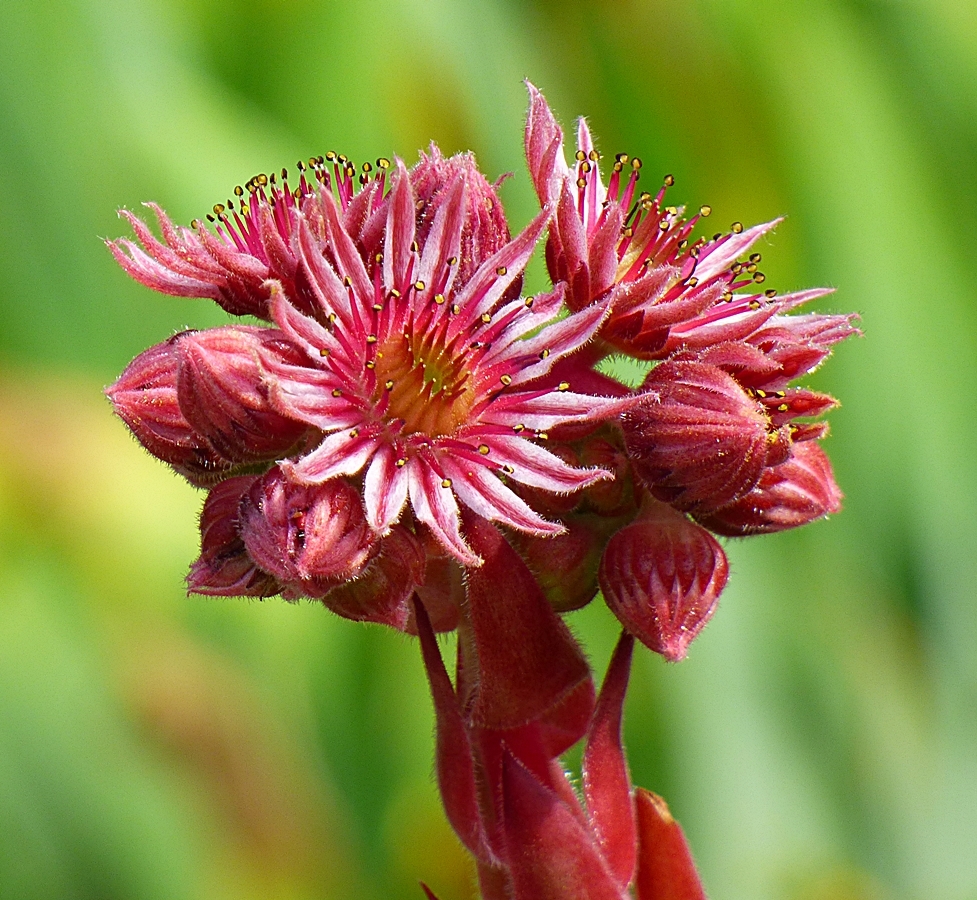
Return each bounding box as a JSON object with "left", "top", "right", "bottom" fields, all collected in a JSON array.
[
  {"left": 599, "top": 506, "right": 728, "bottom": 661},
  {"left": 187, "top": 476, "right": 280, "bottom": 596},
  {"left": 239, "top": 468, "right": 377, "bottom": 598},
  {"left": 696, "top": 440, "right": 843, "bottom": 536},
  {"left": 320, "top": 525, "right": 425, "bottom": 629},
  {"left": 623, "top": 359, "right": 777, "bottom": 514},
  {"left": 411, "top": 147, "right": 512, "bottom": 289},
  {"left": 176, "top": 326, "right": 310, "bottom": 463},
  {"left": 106, "top": 334, "right": 232, "bottom": 486}
]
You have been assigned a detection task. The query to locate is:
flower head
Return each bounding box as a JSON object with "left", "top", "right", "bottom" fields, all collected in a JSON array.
[
  {"left": 108, "top": 151, "right": 629, "bottom": 568},
  {"left": 260, "top": 161, "right": 628, "bottom": 563}
]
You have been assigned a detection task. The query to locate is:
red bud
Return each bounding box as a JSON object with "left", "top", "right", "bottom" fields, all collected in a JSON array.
[
  {"left": 176, "top": 326, "right": 310, "bottom": 463},
  {"left": 106, "top": 335, "right": 232, "bottom": 486},
  {"left": 239, "top": 468, "right": 377, "bottom": 598},
  {"left": 186, "top": 476, "right": 280, "bottom": 597},
  {"left": 599, "top": 506, "right": 728, "bottom": 661},
  {"left": 696, "top": 440, "right": 842, "bottom": 536}
]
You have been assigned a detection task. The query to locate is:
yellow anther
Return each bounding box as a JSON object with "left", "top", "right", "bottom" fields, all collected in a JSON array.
[
  {"left": 731, "top": 221, "right": 744, "bottom": 234},
  {"left": 478, "top": 444, "right": 490, "bottom": 455},
  {"left": 699, "top": 205, "right": 712, "bottom": 217},
  {"left": 332, "top": 389, "right": 342, "bottom": 397},
  {"left": 500, "top": 374, "right": 512, "bottom": 386},
  {"left": 558, "top": 382, "right": 570, "bottom": 392},
  {"left": 434, "top": 293, "right": 446, "bottom": 305},
  {"left": 441, "top": 478, "right": 452, "bottom": 489}
]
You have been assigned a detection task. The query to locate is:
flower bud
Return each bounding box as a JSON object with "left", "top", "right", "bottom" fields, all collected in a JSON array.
[
  {"left": 410, "top": 146, "right": 512, "bottom": 288},
  {"left": 623, "top": 359, "right": 780, "bottom": 514},
  {"left": 599, "top": 506, "right": 728, "bottom": 662},
  {"left": 106, "top": 335, "right": 232, "bottom": 486},
  {"left": 696, "top": 440, "right": 843, "bottom": 536},
  {"left": 239, "top": 468, "right": 377, "bottom": 598},
  {"left": 175, "top": 326, "right": 310, "bottom": 464},
  {"left": 186, "top": 476, "right": 280, "bottom": 596},
  {"left": 320, "top": 525, "right": 426, "bottom": 629}
]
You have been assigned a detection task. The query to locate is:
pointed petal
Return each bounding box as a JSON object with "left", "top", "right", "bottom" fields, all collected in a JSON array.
[
  {"left": 476, "top": 435, "right": 611, "bottom": 493},
  {"left": 447, "top": 206, "right": 552, "bottom": 343},
  {"left": 383, "top": 160, "right": 416, "bottom": 293},
  {"left": 484, "top": 390, "right": 637, "bottom": 431},
  {"left": 524, "top": 81, "right": 569, "bottom": 203},
  {"left": 498, "top": 297, "right": 610, "bottom": 387},
  {"left": 588, "top": 204, "right": 624, "bottom": 297},
  {"left": 295, "top": 214, "right": 358, "bottom": 329},
  {"left": 284, "top": 427, "right": 379, "bottom": 483},
  {"left": 319, "top": 187, "right": 374, "bottom": 305},
  {"left": 363, "top": 444, "right": 410, "bottom": 533},
  {"left": 415, "top": 174, "right": 466, "bottom": 297},
  {"left": 773, "top": 286, "right": 837, "bottom": 312},
  {"left": 441, "top": 458, "right": 563, "bottom": 536},
  {"left": 575, "top": 116, "right": 606, "bottom": 207},
  {"left": 408, "top": 457, "right": 479, "bottom": 565},
  {"left": 693, "top": 218, "right": 783, "bottom": 282},
  {"left": 107, "top": 238, "right": 224, "bottom": 300}
]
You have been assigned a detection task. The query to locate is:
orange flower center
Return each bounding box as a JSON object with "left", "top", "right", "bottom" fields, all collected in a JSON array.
[{"left": 373, "top": 331, "right": 476, "bottom": 437}]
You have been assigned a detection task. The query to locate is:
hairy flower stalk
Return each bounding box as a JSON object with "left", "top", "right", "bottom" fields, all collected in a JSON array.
[{"left": 106, "top": 84, "right": 856, "bottom": 899}]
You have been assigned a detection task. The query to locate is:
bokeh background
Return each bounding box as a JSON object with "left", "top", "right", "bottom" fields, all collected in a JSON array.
[{"left": 2, "top": 0, "right": 976, "bottom": 897}]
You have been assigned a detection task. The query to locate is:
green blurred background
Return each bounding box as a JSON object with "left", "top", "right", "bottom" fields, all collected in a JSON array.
[{"left": 2, "top": 0, "right": 976, "bottom": 897}]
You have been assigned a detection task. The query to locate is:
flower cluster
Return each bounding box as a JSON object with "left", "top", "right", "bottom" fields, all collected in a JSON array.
[{"left": 107, "top": 85, "right": 856, "bottom": 898}]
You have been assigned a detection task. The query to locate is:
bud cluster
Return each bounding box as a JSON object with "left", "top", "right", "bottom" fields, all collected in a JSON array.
[{"left": 106, "top": 84, "right": 857, "bottom": 898}]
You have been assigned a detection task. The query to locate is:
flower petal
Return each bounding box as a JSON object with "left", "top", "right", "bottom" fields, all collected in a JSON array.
[
  {"left": 284, "top": 426, "right": 380, "bottom": 483},
  {"left": 483, "top": 390, "right": 636, "bottom": 431},
  {"left": 480, "top": 435, "right": 611, "bottom": 493},
  {"left": 408, "top": 456, "right": 479, "bottom": 565},
  {"left": 382, "top": 160, "right": 416, "bottom": 293},
  {"left": 441, "top": 457, "right": 564, "bottom": 537},
  {"left": 693, "top": 218, "right": 782, "bottom": 282},
  {"left": 447, "top": 206, "right": 552, "bottom": 343},
  {"left": 363, "top": 444, "right": 410, "bottom": 534}
]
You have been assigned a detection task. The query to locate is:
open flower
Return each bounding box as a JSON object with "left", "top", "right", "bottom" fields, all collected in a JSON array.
[
  {"left": 261, "top": 161, "right": 629, "bottom": 564},
  {"left": 108, "top": 153, "right": 630, "bottom": 567},
  {"left": 525, "top": 82, "right": 858, "bottom": 365}
]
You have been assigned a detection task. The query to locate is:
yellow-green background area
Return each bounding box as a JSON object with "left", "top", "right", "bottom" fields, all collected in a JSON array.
[{"left": 1, "top": 0, "right": 975, "bottom": 898}]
